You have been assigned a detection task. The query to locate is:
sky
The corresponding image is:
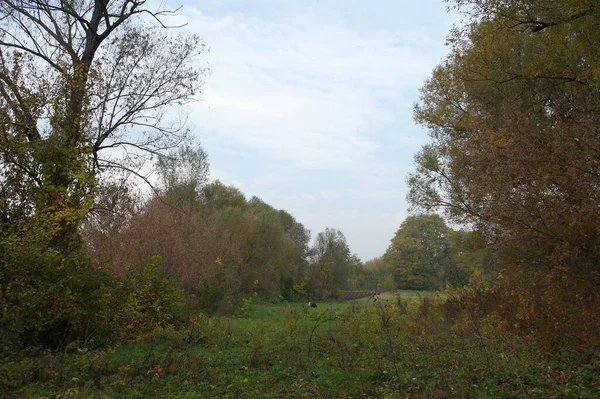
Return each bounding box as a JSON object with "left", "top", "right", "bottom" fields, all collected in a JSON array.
[{"left": 152, "top": 0, "right": 461, "bottom": 261}]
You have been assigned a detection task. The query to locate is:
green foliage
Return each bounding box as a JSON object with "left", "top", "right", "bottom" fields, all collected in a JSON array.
[
  {"left": 290, "top": 276, "right": 309, "bottom": 299},
  {"left": 346, "top": 255, "right": 374, "bottom": 290},
  {"left": 307, "top": 228, "right": 353, "bottom": 299},
  {"left": 0, "top": 233, "right": 116, "bottom": 354},
  {"left": 200, "top": 180, "right": 247, "bottom": 210},
  {"left": 384, "top": 215, "right": 464, "bottom": 290},
  {"left": 116, "top": 256, "right": 185, "bottom": 341},
  {"left": 448, "top": 229, "right": 493, "bottom": 284},
  {"left": 194, "top": 272, "right": 244, "bottom": 314}
]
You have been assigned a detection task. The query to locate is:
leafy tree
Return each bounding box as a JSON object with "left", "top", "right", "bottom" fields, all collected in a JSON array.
[
  {"left": 409, "top": 0, "right": 600, "bottom": 346},
  {"left": 385, "top": 236, "right": 432, "bottom": 290},
  {"left": 201, "top": 180, "right": 247, "bottom": 210},
  {"left": 384, "top": 215, "right": 460, "bottom": 290},
  {"left": 409, "top": 0, "right": 600, "bottom": 281},
  {"left": 81, "top": 174, "right": 140, "bottom": 268},
  {"left": 0, "top": 0, "right": 207, "bottom": 251},
  {"left": 278, "top": 209, "right": 311, "bottom": 259},
  {"left": 308, "top": 227, "right": 352, "bottom": 298},
  {"left": 363, "top": 256, "right": 396, "bottom": 291},
  {"left": 346, "top": 254, "right": 375, "bottom": 290},
  {"left": 448, "top": 229, "right": 493, "bottom": 286},
  {"left": 247, "top": 197, "right": 310, "bottom": 297},
  {"left": 0, "top": 1, "right": 206, "bottom": 349}
]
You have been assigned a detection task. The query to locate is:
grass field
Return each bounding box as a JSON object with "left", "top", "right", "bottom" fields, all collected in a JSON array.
[{"left": 2, "top": 291, "right": 598, "bottom": 398}]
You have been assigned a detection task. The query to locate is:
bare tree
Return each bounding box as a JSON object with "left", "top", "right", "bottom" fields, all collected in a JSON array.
[{"left": 0, "top": 1, "right": 207, "bottom": 250}]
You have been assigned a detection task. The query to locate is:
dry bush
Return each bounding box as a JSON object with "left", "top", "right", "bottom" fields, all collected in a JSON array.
[
  {"left": 113, "top": 199, "right": 228, "bottom": 291},
  {"left": 440, "top": 270, "right": 600, "bottom": 354}
]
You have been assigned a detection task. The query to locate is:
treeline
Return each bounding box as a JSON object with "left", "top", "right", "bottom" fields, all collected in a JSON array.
[
  {"left": 0, "top": 145, "right": 492, "bottom": 353},
  {"left": 84, "top": 145, "right": 366, "bottom": 311},
  {"left": 1, "top": 142, "right": 371, "bottom": 352}
]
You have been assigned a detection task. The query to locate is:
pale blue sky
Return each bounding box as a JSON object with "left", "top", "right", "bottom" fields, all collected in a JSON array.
[{"left": 153, "top": 0, "right": 460, "bottom": 260}]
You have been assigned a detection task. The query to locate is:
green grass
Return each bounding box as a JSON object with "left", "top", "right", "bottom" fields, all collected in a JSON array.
[{"left": 2, "top": 291, "right": 599, "bottom": 398}]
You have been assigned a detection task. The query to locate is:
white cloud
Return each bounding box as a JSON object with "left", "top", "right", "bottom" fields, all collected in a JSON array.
[{"left": 175, "top": 7, "right": 445, "bottom": 172}]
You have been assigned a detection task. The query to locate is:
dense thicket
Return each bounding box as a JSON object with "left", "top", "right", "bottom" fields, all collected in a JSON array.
[{"left": 2, "top": 135, "right": 364, "bottom": 351}]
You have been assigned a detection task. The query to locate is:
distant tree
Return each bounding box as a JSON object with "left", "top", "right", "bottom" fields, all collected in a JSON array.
[
  {"left": 201, "top": 180, "right": 247, "bottom": 210},
  {"left": 385, "top": 236, "right": 432, "bottom": 290},
  {"left": 156, "top": 144, "right": 210, "bottom": 204},
  {"left": 247, "top": 198, "right": 311, "bottom": 297},
  {"left": 384, "top": 215, "right": 460, "bottom": 290},
  {"left": 308, "top": 227, "right": 352, "bottom": 298},
  {"left": 362, "top": 256, "right": 395, "bottom": 291},
  {"left": 346, "top": 254, "right": 374, "bottom": 290}
]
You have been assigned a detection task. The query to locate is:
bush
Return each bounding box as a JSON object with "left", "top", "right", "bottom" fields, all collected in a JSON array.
[
  {"left": 0, "top": 233, "right": 117, "bottom": 355},
  {"left": 439, "top": 272, "right": 600, "bottom": 354},
  {"left": 115, "top": 256, "right": 185, "bottom": 341}
]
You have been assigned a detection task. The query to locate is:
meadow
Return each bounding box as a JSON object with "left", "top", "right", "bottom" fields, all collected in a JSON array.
[{"left": 2, "top": 291, "right": 598, "bottom": 398}]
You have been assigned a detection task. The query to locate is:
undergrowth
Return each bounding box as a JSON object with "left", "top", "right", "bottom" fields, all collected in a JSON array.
[{"left": 2, "top": 292, "right": 598, "bottom": 398}]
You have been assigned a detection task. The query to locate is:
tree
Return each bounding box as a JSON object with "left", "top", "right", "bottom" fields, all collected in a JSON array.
[
  {"left": 448, "top": 229, "right": 492, "bottom": 286},
  {"left": 155, "top": 144, "right": 210, "bottom": 204},
  {"left": 278, "top": 209, "right": 311, "bottom": 260},
  {"left": 81, "top": 173, "right": 140, "bottom": 268},
  {"left": 0, "top": 0, "right": 207, "bottom": 251},
  {"left": 409, "top": 0, "right": 600, "bottom": 346},
  {"left": 385, "top": 236, "right": 432, "bottom": 290},
  {"left": 201, "top": 180, "right": 247, "bottom": 210},
  {"left": 308, "top": 227, "right": 352, "bottom": 298},
  {"left": 383, "top": 215, "right": 460, "bottom": 290},
  {"left": 346, "top": 254, "right": 378, "bottom": 291},
  {"left": 248, "top": 197, "right": 311, "bottom": 259},
  {"left": 362, "top": 256, "right": 396, "bottom": 291},
  {"left": 247, "top": 197, "right": 311, "bottom": 297},
  {"left": 409, "top": 0, "right": 600, "bottom": 281}
]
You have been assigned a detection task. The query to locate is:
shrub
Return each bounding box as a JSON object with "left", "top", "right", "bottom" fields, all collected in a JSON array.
[
  {"left": 115, "top": 256, "right": 185, "bottom": 341},
  {"left": 439, "top": 272, "right": 600, "bottom": 354},
  {"left": 0, "top": 233, "right": 117, "bottom": 355}
]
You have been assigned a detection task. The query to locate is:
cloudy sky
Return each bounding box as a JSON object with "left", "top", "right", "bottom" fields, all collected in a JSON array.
[{"left": 154, "top": 0, "right": 461, "bottom": 261}]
